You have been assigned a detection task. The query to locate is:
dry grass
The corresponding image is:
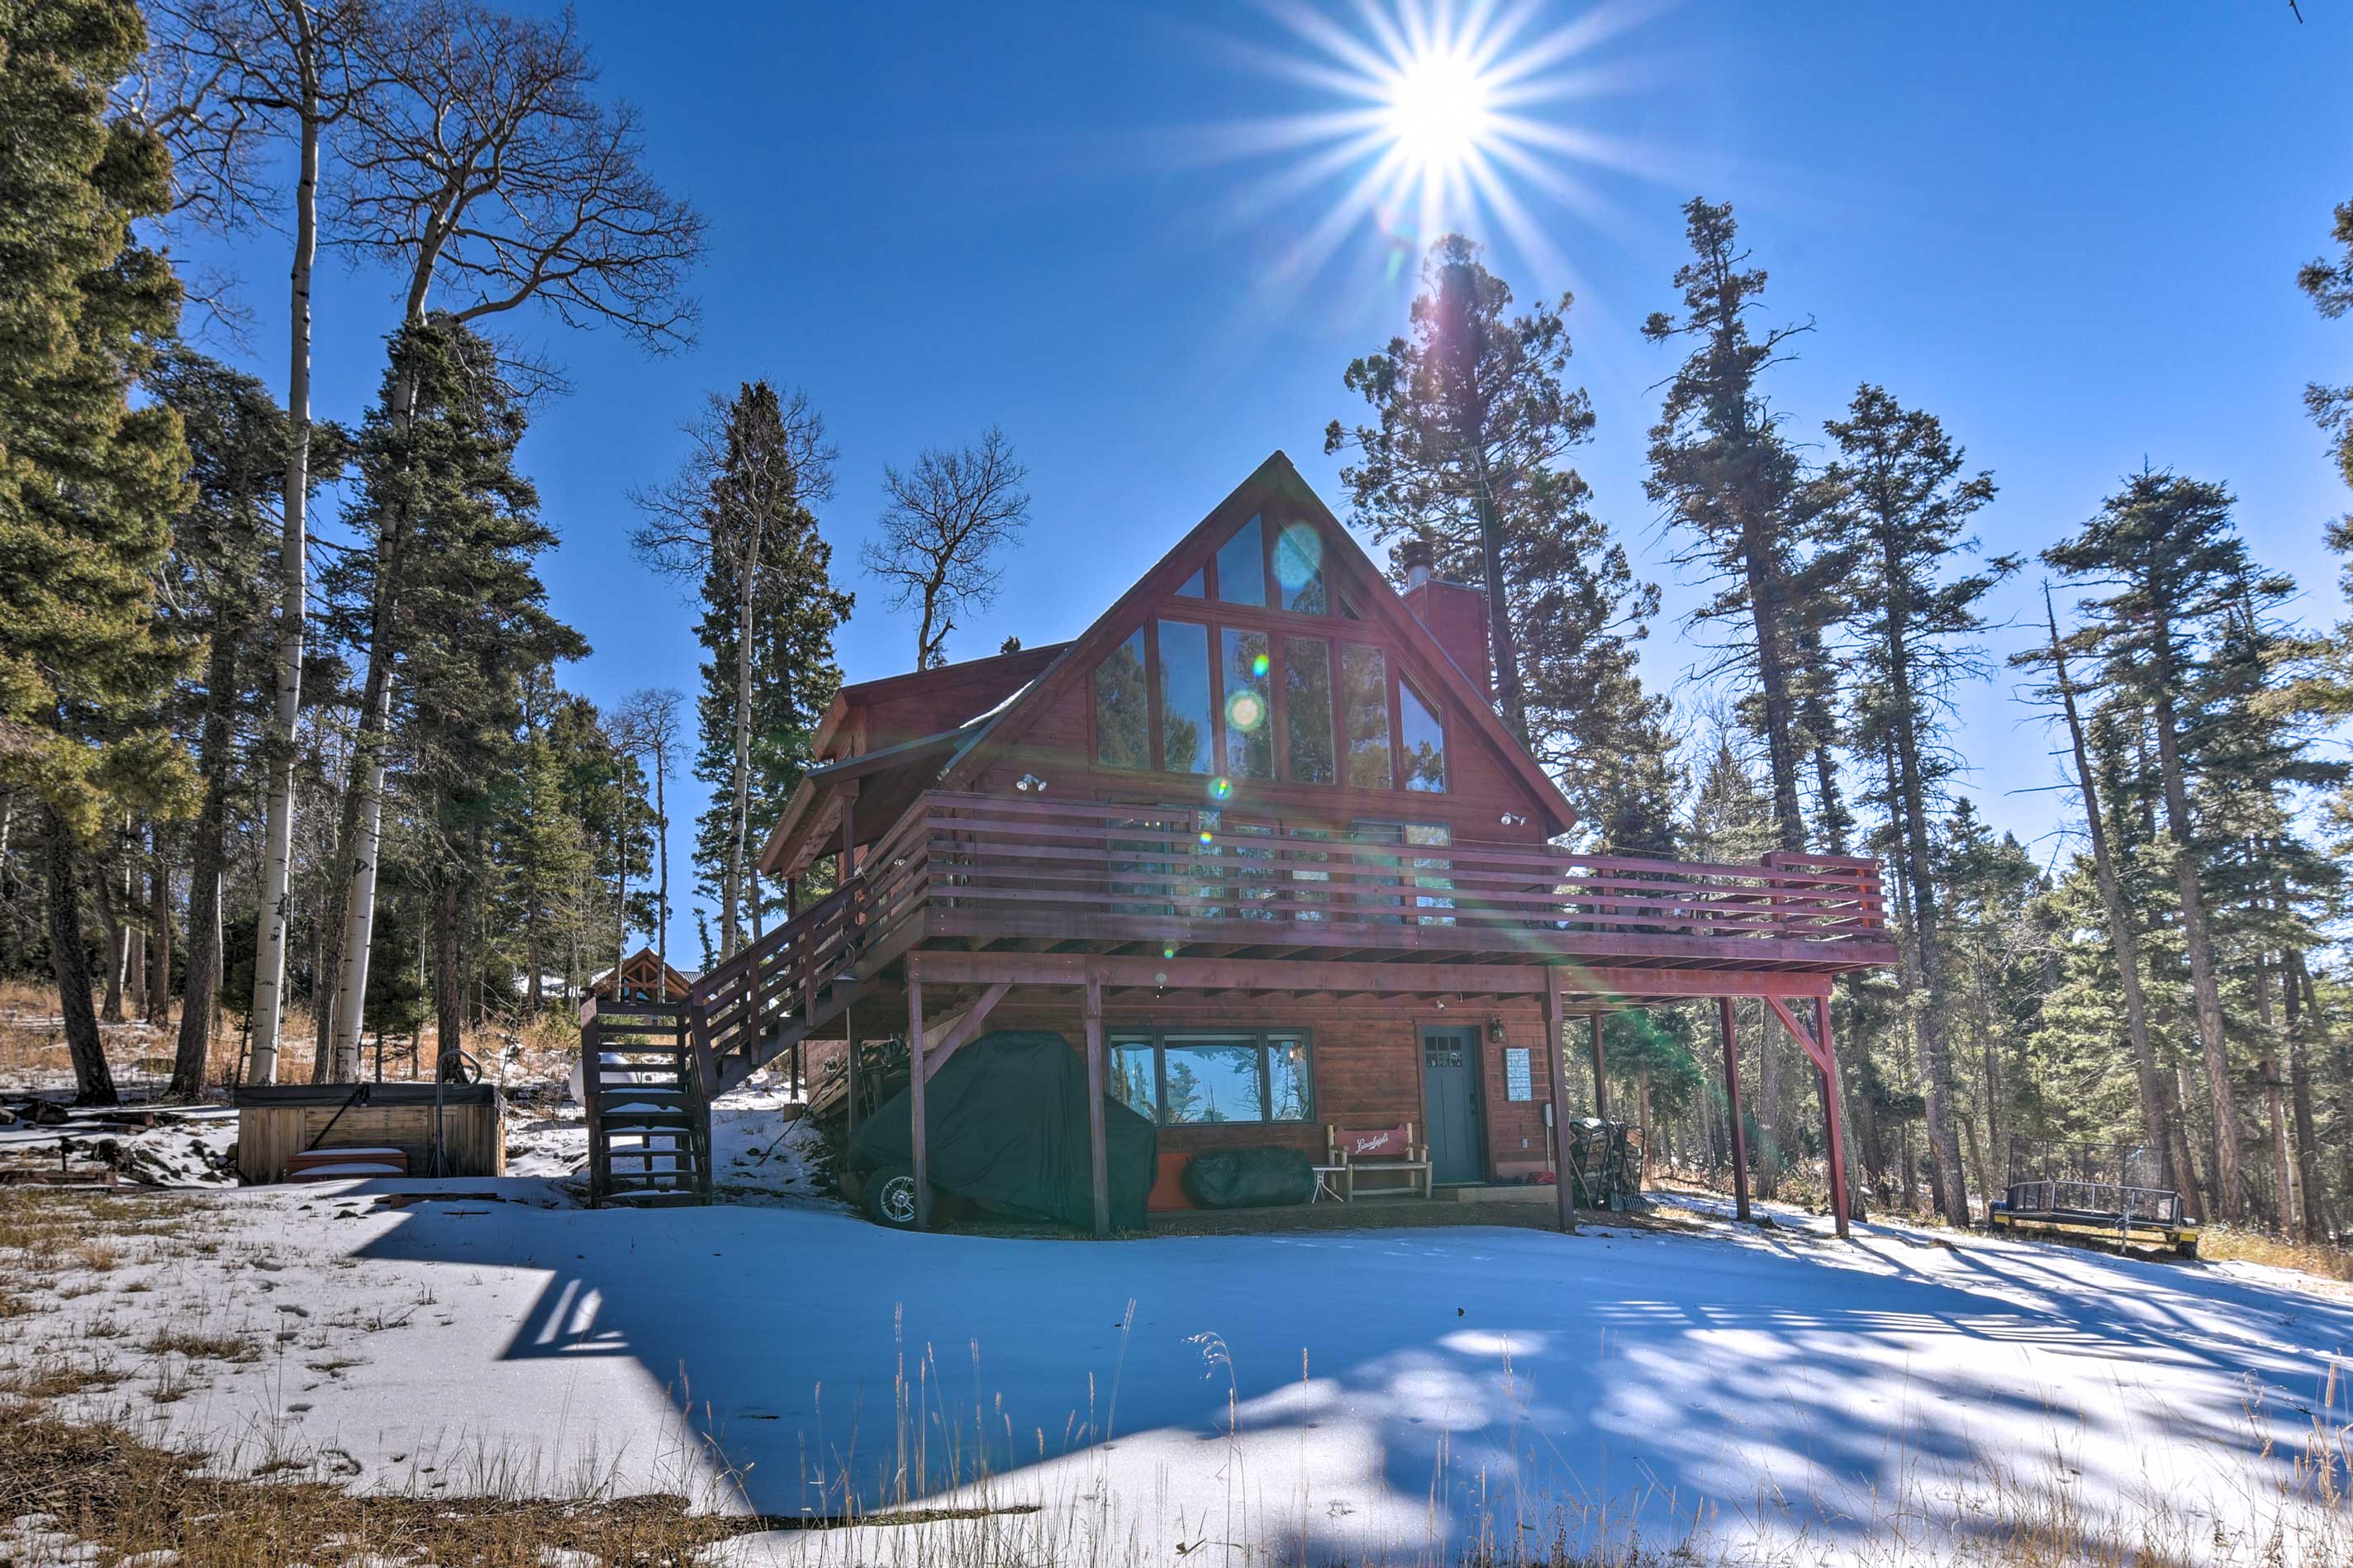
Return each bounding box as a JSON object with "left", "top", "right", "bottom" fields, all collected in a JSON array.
[
  {"left": 0, "top": 1399, "right": 773, "bottom": 1568},
  {"left": 140, "top": 1325, "right": 262, "bottom": 1363},
  {"left": 2198, "top": 1224, "right": 2353, "bottom": 1284}
]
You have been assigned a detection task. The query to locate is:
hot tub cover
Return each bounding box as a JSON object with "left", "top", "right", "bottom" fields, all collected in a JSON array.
[{"left": 849, "top": 1030, "right": 1157, "bottom": 1231}]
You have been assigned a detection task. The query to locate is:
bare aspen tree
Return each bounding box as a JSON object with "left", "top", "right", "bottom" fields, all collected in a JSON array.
[
  {"left": 863, "top": 427, "right": 1032, "bottom": 670},
  {"left": 319, "top": 0, "right": 703, "bottom": 1081},
  {"left": 611, "top": 688, "right": 683, "bottom": 997},
  {"left": 146, "top": 0, "right": 385, "bottom": 1086}
]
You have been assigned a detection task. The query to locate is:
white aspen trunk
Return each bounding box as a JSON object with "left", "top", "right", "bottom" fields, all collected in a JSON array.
[
  {"left": 654, "top": 741, "right": 670, "bottom": 1000},
  {"left": 248, "top": 48, "right": 323, "bottom": 1087}
]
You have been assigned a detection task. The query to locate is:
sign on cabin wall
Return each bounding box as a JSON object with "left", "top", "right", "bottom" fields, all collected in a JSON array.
[{"left": 1504, "top": 1047, "right": 1533, "bottom": 1102}]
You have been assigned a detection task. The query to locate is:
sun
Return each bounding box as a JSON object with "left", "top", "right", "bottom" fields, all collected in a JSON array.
[
  {"left": 1385, "top": 48, "right": 1494, "bottom": 175},
  {"left": 1194, "top": 1, "right": 1665, "bottom": 300}
]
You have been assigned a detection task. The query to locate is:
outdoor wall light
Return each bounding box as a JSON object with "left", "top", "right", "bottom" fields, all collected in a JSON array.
[
  {"left": 1487, "top": 1015, "right": 1505, "bottom": 1043},
  {"left": 1015, "top": 773, "right": 1047, "bottom": 792},
  {"left": 1499, "top": 811, "right": 1527, "bottom": 827}
]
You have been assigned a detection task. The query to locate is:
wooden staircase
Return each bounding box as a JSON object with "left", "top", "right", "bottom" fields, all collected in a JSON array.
[{"left": 581, "top": 881, "right": 864, "bottom": 1207}]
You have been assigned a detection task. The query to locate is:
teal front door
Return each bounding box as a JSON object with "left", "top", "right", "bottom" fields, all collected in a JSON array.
[{"left": 1420, "top": 1025, "right": 1485, "bottom": 1186}]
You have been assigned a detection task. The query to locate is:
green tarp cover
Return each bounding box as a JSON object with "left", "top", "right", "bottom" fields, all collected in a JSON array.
[
  {"left": 1181, "top": 1146, "right": 1316, "bottom": 1209},
  {"left": 849, "top": 1030, "right": 1158, "bottom": 1231}
]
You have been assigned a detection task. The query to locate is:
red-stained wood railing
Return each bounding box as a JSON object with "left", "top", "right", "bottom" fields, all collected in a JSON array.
[
  {"left": 858, "top": 791, "right": 1889, "bottom": 961},
  {"left": 687, "top": 877, "right": 865, "bottom": 1094}
]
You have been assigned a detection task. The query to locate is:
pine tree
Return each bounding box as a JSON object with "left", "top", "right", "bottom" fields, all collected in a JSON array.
[
  {"left": 1644, "top": 197, "right": 1814, "bottom": 857},
  {"left": 1326, "top": 234, "right": 1599, "bottom": 744},
  {"left": 632, "top": 382, "right": 849, "bottom": 954},
  {"left": 2044, "top": 471, "right": 2290, "bottom": 1220},
  {"left": 145, "top": 347, "right": 297, "bottom": 1095},
  {"left": 2300, "top": 197, "right": 2353, "bottom": 494},
  {"left": 1813, "top": 385, "right": 2006, "bottom": 1225},
  {"left": 325, "top": 318, "right": 582, "bottom": 1068},
  {"left": 0, "top": 0, "right": 196, "bottom": 1103}
]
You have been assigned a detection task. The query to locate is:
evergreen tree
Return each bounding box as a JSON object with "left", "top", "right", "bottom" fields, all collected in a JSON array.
[
  {"left": 145, "top": 347, "right": 297, "bottom": 1094},
  {"left": 325, "top": 318, "right": 582, "bottom": 1068},
  {"left": 1326, "top": 234, "right": 1599, "bottom": 744},
  {"left": 0, "top": 0, "right": 195, "bottom": 1103},
  {"left": 2300, "top": 197, "right": 2353, "bottom": 494},
  {"left": 1813, "top": 384, "right": 2006, "bottom": 1226},
  {"left": 1644, "top": 197, "right": 1815, "bottom": 857},
  {"left": 632, "top": 382, "right": 849, "bottom": 954},
  {"left": 2043, "top": 471, "right": 2291, "bottom": 1220}
]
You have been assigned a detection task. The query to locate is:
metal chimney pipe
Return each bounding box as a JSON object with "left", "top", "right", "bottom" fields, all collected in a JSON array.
[{"left": 1400, "top": 537, "right": 1435, "bottom": 590}]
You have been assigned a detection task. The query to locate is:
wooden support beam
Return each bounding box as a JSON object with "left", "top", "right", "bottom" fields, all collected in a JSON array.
[
  {"left": 921, "top": 982, "right": 1010, "bottom": 1081},
  {"left": 1084, "top": 971, "right": 1110, "bottom": 1238},
  {"left": 907, "top": 974, "right": 929, "bottom": 1229},
  {"left": 1719, "top": 996, "right": 1752, "bottom": 1224},
  {"left": 906, "top": 948, "right": 1833, "bottom": 1002},
  {"left": 1544, "top": 967, "right": 1576, "bottom": 1234},
  {"left": 1765, "top": 992, "right": 1851, "bottom": 1239},
  {"left": 1589, "top": 1012, "right": 1609, "bottom": 1122}
]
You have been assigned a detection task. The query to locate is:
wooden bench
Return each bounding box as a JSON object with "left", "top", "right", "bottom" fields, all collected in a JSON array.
[{"left": 1320, "top": 1123, "right": 1431, "bottom": 1201}]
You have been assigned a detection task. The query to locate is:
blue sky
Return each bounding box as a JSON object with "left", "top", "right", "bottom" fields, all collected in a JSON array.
[{"left": 171, "top": 2, "right": 2353, "bottom": 957}]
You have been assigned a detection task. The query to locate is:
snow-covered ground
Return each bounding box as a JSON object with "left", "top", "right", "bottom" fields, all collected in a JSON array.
[{"left": 4, "top": 1166, "right": 2349, "bottom": 1566}]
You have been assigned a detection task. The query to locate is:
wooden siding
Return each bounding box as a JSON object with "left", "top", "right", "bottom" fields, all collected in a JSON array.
[
  {"left": 945, "top": 998, "right": 1562, "bottom": 1181},
  {"left": 235, "top": 1102, "right": 504, "bottom": 1183}
]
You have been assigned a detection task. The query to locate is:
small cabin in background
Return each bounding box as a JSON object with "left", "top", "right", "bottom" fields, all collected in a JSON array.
[{"left": 587, "top": 948, "right": 695, "bottom": 1006}]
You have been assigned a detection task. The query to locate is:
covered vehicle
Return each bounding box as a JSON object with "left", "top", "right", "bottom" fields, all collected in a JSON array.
[{"left": 848, "top": 1029, "right": 1157, "bottom": 1232}]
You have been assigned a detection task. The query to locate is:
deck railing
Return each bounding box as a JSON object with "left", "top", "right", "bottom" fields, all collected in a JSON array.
[
  {"left": 858, "top": 791, "right": 1889, "bottom": 959},
  {"left": 688, "top": 877, "right": 864, "bottom": 1080}
]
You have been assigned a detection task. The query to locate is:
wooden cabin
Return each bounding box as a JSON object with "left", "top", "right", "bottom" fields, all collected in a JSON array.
[
  {"left": 587, "top": 947, "right": 695, "bottom": 1006},
  {"left": 579, "top": 453, "right": 1894, "bottom": 1228}
]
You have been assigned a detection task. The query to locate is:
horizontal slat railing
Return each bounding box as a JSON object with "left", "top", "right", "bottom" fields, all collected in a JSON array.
[
  {"left": 893, "top": 791, "right": 1888, "bottom": 955},
  {"left": 689, "top": 878, "right": 864, "bottom": 1081}
]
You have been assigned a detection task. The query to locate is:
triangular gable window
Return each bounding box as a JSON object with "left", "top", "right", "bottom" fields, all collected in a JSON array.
[{"left": 1215, "top": 515, "right": 1267, "bottom": 606}]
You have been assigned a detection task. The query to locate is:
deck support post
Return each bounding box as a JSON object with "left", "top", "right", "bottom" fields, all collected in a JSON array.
[
  {"left": 1083, "top": 969, "right": 1110, "bottom": 1238},
  {"left": 1817, "top": 994, "right": 1851, "bottom": 1239},
  {"left": 1765, "top": 992, "right": 1852, "bottom": 1241},
  {"left": 1588, "top": 1012, "right": 1609, "bottom": 1121},
  {"left": 906, "top": 969, "right": 928, "bottom": 1230},
  {"left": 1543, "top": 967, "right": 1576, "bottom": 1234},
  {"left": 1719, "top": 997, "right": 1752, "bottom": 1223}
]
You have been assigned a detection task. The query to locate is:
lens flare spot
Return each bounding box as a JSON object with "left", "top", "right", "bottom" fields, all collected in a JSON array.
[
  {"left": 1274, "top": 523, "right": 1324, "bottom": 595},
  {"left": 1210, "top": 776, "right": 1234, "bottom": 801},
  {"left": 1251, "top": 651, "right": 1272, "bottom": 678},
  {"left": 1227, "top": 691, "right": 1267, "bottom": 731}
]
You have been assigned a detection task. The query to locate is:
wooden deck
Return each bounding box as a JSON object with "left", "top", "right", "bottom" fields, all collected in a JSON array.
[{"left": 850, "top": 791, "right": 1895, "bottom": 992}]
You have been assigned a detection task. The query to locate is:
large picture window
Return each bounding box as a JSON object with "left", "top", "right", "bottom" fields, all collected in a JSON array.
[
  {"left": 1157, "top": 619, "right": 1213, "bottom": 774},
  {"left": 1399, "top": 679, "right": 1447, "bottom": 792},
  {"left": 1341, "top": 644, "right": 1392, "bottom": 789},
  {"left": 1284, "top": 636, "right": 1334, "bottom": 784},
  {"left": 1094, "top": 628, "right": 1148, "bottom": 769},
  {"left": 1107, "top": 1028, "right": 1314, "bottom": 1125}
]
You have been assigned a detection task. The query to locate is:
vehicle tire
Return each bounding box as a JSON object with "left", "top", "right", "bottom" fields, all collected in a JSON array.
[{"left": 863, "top": 1164, "right": 923, "bottom": 1229}]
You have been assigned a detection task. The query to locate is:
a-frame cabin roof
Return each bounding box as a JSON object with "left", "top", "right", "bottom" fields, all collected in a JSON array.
[{"left": 932, "top": 450, "right": 1577, "bottom": 836}]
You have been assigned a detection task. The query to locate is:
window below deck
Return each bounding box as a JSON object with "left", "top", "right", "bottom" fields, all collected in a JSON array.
[{"left": 1107, "top": 1028, "right": 1313, "bottom": 1125}]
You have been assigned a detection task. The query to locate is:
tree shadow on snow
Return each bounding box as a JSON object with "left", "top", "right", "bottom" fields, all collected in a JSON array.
[{"left": 349, "top": 1196, "right": 2353, "bottom": 1558}]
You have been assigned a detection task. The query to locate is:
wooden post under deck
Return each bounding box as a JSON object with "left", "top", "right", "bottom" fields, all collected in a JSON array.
[
  {"left": 1588, "top": 1012, "right": 1609, "bottom": 1121},
  {"left": 1543, "top": 967, "right": 1576, "bottom": 1233},
  {"left": 1719, "top": 996, "right": 1752, "bottom": 1223},
  {"left": 1818, "top": 994, "right": 1851, "bottom": 1239},
  {"left": 1083, "top": 972, "right": 1110, "bottom": 1237},
  {"left": 906, "top": 974, "right": 928, "bottom": 1229}
]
